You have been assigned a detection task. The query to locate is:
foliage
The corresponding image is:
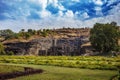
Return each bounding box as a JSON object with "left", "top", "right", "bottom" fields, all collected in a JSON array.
[
  {"left": 41, "top": 31, "right": 47, "bottom": 37},
  {"left": 90, "top": 22, "right": 120, "bottom": 53},
  {"left": 0, "top": 28, "right": 57, "bottom": 40},
  {"left": 0, "top": 56, "right": 120, "bottom": 70},
  {"left": 0, "top": 43, "right": 5, "bottom": 55},
  {"left": 27, "top": 29, "right": 36, "bottom": 35},
  {"left": 13, "top": 33, "right": 21, "bottom": 39},
  {"left": 0, "top": 29, "right": 15, "bottom": 40},
  {"left": 118, "top": 70, "right": 120, "bottom": 80},
  {"left": 7, "top": 51, "right": 14, "bottom": 55},
  {"left": 0, "top": 29, "right": 14, "bottom": 36},
  {"left": 24, "top": 33, "right": 31, "bottom": 40}
]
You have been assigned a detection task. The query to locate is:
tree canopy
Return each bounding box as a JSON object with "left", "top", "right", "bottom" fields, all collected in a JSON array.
[{"left": 90, "top": 22, "right": 120, "bottom": 53}]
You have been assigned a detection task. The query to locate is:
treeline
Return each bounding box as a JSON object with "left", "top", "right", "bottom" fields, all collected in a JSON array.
[
  {"left": 0, "top": 29, "right": 55, "bottom": 40},
  {"left": 0, "top": 27, "right": 90, "bottom": 41}
]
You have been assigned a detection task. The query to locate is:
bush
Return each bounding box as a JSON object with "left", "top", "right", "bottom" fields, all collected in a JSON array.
[
  {"left": 7, "top": 51, "right": 14, "bottom": 55},
  {"left": 0, "top": 43, "right": 6, "bottom": 55},
  {"left": 0, "top": 56, "right": 119, "bottom": 70}
]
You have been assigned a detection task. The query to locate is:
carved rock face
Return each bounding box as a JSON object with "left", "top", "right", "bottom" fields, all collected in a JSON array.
[{"left": 4, "top": 37, "right": 89, "bottom": 56}]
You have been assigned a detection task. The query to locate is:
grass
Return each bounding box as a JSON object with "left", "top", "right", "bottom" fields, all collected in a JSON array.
[
  {"left": 0, "top": 64, "right": 24, "bottom": 73},
  {"left": 0, "top": 56, "right": 119, "bottom": 80},
  {"left": 0, "top": 63, "right": 117, "bottom": 80}
]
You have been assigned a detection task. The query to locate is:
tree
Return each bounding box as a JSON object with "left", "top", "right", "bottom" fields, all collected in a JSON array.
[
  {"left": 27, "top": 29, "right": 36, "bottom": 35},
  {"left": 0, "top": 43, "right": 5, "bottom": 55},
  {"left": 90, "top": 22, "right": 120, "bottom": 53},
  {"left": 21, "top": 29, "right": 25, "bottom": 32},
  {"left": 0, "top": 29, "right": 14, "bottom": 40},
  {"left": 28, "top": 29, "right": 33, "bottom": 33},
  {"left": 41, "top": 31, "right": 48, "bottom": 37},
  {"left": 25, "top": 33, "right": 31, "bottom": 40}
]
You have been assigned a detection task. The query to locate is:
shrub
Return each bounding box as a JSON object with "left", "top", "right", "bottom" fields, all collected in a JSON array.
[
  {"left": 7, "top": 51, "right": 14, "bottom": 55},
  {"left": 0, "top": 56, "right": 119, "bottom": 70}
]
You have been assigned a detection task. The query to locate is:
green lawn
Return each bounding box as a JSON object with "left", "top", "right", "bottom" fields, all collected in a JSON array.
[
  {"left": 0, "top": 55, "right": 119, "bottom": 80},
  {"left": 1, "top": 63, "right": 117, "bottom": 80},
  {"left": 0, "top": 64, "right": 24, "bottom": 73}
]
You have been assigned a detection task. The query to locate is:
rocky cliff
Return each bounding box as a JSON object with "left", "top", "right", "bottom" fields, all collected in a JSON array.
[
  {"left": 3, "top": 28, "right": 91, "bottom": 56},
  {"left": 4, "top": 36, "right": 90, "bottom": 56}
]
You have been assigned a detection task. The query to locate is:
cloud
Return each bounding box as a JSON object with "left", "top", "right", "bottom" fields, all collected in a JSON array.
[
  {"left": 82, "top": 12, "right": 90, "bottom": 19},
  {"left": 65, "top": 10, "right": 74, "bottom": 18},
  {"left": 75, "top": 11, "right": 90, "bottom": 19},
  {"left": 29, "top": 0, "right": 48, "bottom": 10},
  {"left": 93, "top": 0, "right": 103, "bottom": 6},
  {"left": 39, "top": 10, "right": 51, "bottom": 18},
  {"left": 0, "top": 0, "right": 120, "bottom": 32}
]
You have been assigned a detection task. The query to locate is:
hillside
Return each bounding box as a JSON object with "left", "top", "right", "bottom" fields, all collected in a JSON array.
[
  {"left": 1, "top": 28, "right": 91, "bottom": 56},
  {"left": 1, "top": 28, "right": 90, "bottom": 43}
]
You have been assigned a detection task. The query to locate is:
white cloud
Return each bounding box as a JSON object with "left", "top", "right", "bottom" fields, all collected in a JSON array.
[
  {"left": 48, "top": 0, "right": 66, "bottom": 11},
  {"left": 93, "top": 0, "right": 103, "bottom": 6},
  {"left": 75, "top": 11, "right": 89, "bottom": 19},
  {"left": 58, "top": 11, "right": 64, "bottom": 17},
  {"left": 94, "top": 6, "right": 103, "bottom": 16},
  {"left": 29, "top": 0, "right": 48, "bottom": 10},
  {"left": 28, "top": 0, "right": 53, "bottom": 18},
  {"left": 58, "top": 4, "right": 66, "bottom": 11},
  {"left": 0, "top": 9, "right": 120, "bottom": 32},
  {"left": 65, "top": 10, "right": 74, "bottom": 18},
  {"left": 39, "top": 10, "right": 51, "bottom": 18},
  {"left": 82, "top": 12, "right": 90, "bottom": 18},
  {"left": 82, "top": 3, "right": 120, "bottom": 26},
  {"left": 108, "top": 3, "right": 120, "bottom": 15}
]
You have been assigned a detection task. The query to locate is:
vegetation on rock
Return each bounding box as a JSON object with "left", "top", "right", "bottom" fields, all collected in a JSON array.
[{"left": 0, "top": 43, "right": 5, "bottom": 55}]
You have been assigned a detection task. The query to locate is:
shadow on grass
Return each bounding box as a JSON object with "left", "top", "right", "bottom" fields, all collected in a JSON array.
[{"left": 0, "top": 67, "right": 43, "bottom": 80}]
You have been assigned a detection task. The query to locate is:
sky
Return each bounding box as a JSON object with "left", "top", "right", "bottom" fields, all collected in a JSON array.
[{"left": 0, "top": 0, "right": 120, "bottom": 32}]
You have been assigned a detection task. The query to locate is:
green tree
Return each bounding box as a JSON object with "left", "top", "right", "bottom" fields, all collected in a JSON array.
[
  {"left": 41, "top": 31, "right": 48, "bottom": 37},
  {"left": 27, "top": 29, "right": 36, "bottom": 35},
  {"left": 0, "top": 43, "right": 5, "bottom": 55},
  {"left": 25, "top": 33, "right": 31, "bottom": 40},
  {"left": 90, "top": 22, "right": 120, "bottom": 53},
  {"left": 28, "top": 29, "right": 33, "bottom": 33},
  {"left": 0, "top": 29, "right": 14, "bottom": 40},
  {"left": 13, "top": 33, "right": 20, "bottom": 39},
  {"left": 19, "top": 29, "right": 26, "bottom": 39},
  {"left": 20, "top": 29, "right": 25, "bottom": 33}
]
